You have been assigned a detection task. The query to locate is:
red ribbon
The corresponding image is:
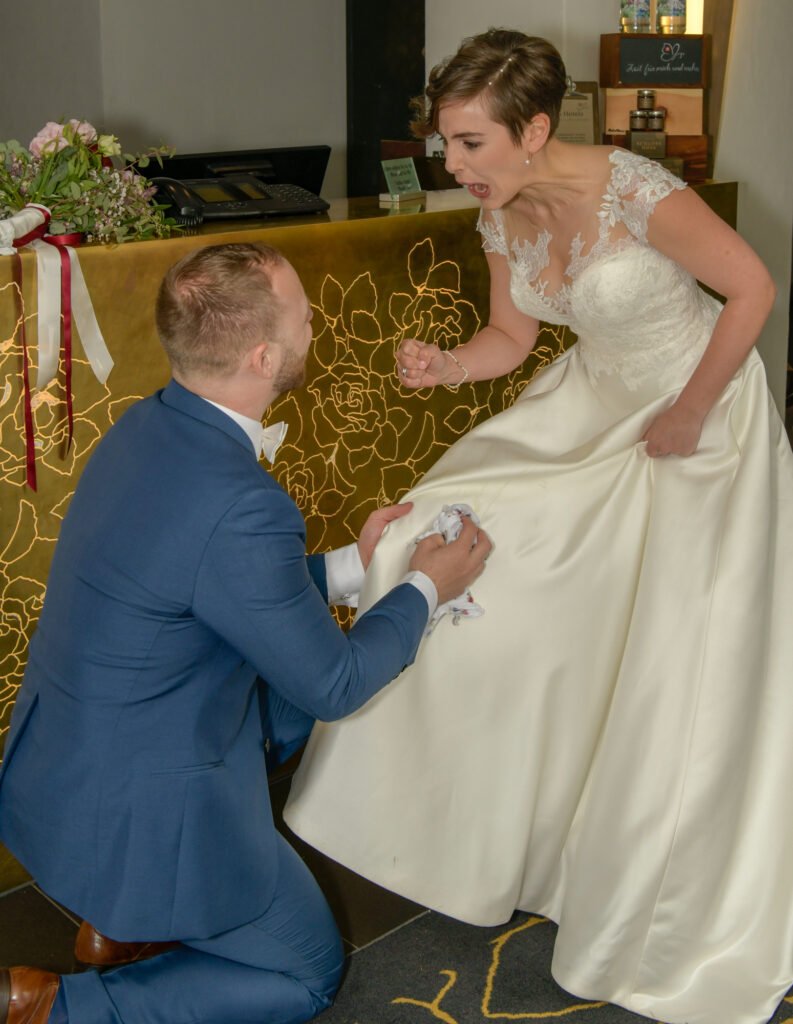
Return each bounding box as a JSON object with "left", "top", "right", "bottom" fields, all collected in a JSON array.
[
  {"left": 42, "top": 234, "right": 80, "bottom": 457},
  {"left": 13, "top": 211, "right": 82, "bottom": 489}
]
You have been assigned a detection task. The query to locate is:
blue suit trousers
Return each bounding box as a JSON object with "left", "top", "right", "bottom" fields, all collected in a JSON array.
[{"left": 49, "top": 835, "right": 344, "bottom": 1024}]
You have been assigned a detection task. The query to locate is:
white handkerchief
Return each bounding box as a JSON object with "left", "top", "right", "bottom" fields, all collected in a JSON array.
[{"left": 415, "top": 503, "right": 485, "bottom": 635}]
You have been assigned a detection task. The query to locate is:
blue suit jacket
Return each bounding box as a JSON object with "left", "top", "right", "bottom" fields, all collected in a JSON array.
[{"left": 0, "top": 381, "right": 427, "bottom": 940}]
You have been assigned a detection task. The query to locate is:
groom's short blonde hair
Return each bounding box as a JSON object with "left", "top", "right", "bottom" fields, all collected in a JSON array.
[{"left": 156, "top": 242, "right": 285, "bottom": 378}]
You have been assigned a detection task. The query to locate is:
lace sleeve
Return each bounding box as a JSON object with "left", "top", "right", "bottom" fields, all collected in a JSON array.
[
  {"left": 477, "top": 209, "right": 509, "bottom": 255},
  {"left": 605, "top": 150, "right": 687, "bottom": 242}
]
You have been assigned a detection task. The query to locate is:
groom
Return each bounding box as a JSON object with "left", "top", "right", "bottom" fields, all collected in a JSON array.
[{"left": 0, "top": 242, "right": 490, "bottom": 1024}]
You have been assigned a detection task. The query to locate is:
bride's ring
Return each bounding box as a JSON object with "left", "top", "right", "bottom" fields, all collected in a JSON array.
[{"left": 401, "top": 367, "right": 408, "bottom": 378}]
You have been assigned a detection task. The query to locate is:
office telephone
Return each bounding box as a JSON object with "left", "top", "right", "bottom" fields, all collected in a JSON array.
[{"left": 152, "top": 173, "right": 329, "bottom": 224}]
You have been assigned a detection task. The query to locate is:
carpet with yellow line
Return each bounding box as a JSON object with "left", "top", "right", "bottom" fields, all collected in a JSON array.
[{"left": 318, "top": 910, "right": 793, "bottom": 1024}]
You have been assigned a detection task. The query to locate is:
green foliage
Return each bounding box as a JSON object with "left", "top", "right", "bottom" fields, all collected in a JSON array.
[{"left": 0, "top": 120, "right": 176, "bottom": 244}]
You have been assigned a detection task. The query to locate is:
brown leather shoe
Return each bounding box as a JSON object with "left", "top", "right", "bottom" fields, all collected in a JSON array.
[
  {"left": 74, "top": 920, "right": 179, "bottom": 967},
  {"left": 0, "top": 967, "right": 59, "bottom": 1024}
]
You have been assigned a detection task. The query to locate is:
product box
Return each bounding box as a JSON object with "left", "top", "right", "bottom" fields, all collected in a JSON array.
[
  {"left": 604, "top": 133, "right": 709, "bottom": 182},
  {"left": 628, "top": 131, "right": 667, "bottom": 159},
  {"left": 656, "top": 156, "right": 686, "bottom": 179}
]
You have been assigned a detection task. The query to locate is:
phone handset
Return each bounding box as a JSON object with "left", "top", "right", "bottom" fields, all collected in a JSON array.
[{"left": 151, "top": 177, "right": 204, "bottom": 225}]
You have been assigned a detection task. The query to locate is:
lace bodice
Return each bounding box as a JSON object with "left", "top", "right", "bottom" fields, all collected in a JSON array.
[{"left": 479, "top": 150, "right": 722, "bottom": 390}]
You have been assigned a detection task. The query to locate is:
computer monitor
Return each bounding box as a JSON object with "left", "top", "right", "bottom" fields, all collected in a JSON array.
[{"left": 139, "top": 145, "right": 331, "bottom": 197}]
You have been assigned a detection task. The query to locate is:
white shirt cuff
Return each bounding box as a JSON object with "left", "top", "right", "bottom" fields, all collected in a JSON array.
[
  {"left": 400, "top": 570, "right": 438, "bottom": 621},
  {"left": 325, "top": 543, "right": 365, "bottom": 606},
  {"left": 325, "top": 546, "right": 437, "bottom": 623}
]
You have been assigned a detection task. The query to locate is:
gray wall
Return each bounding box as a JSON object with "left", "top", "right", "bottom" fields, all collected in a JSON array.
[
  {"left": 0, "top": 0, "right": 347, "bottom": 197},
  {"left": 714, "top": 0, "right": 792, "bottom": 413},
  {"left": 426, "top": 0, "right": 617, "bottom": 88},
  {"left": 0, "top": 0, "right": 105, "bottom": 138}
]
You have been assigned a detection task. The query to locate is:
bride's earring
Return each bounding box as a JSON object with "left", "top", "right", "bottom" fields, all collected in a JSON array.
[{"left": 524, "top": 153, "right": 533, "bottom": 166}]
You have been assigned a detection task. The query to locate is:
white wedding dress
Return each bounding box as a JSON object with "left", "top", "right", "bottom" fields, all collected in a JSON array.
[{"left": 284, "top": 151, "right": 793, "bottom": 1024}]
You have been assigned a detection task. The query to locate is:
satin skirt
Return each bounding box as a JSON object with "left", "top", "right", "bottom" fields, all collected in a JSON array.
[{"left": 285, "top": 345, "right": 793, "bottom": 1024}]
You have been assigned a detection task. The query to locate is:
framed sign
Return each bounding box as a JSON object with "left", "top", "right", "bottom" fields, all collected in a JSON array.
[
  {"left": 380, "top": 157, "right": 422, "bottom": 196},
  {"left": 556, "top": 82, "right": 600, "bottom": 145},
  {"left": 620, "top": 34, "right": 704, "bottom": 84}
]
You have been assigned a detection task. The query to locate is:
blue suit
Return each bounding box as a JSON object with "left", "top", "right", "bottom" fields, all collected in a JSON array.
[{"left": 0, "top": 380, "right": 428, "bottom": 1023}]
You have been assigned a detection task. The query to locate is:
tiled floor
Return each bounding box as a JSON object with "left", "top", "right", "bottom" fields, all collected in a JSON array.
[{"left": 0, "top": 764, "right": 426, "bottom": 973}]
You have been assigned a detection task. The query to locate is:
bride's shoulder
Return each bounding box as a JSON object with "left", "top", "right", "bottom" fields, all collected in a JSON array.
[
  {"left": 477, "top": 206, "right": 508, "bottom": 254},
  {"left": 604, "top": 147, "right": 687, "bottom": 199}
]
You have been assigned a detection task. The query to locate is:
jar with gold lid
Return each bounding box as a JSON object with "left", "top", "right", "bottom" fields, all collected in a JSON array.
[
  {"left": 646, "top": 108, "right": 666, "bottom": 130},
  {"left": 629, "top": 109, "right": 650, "bottom": 131},
  {"left": 636, "top": 89, "right": 656, "bottom": 110}
]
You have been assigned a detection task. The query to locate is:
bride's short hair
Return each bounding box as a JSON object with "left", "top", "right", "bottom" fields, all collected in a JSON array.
[{"left": 410, "top": 29, "right": 567, "bottom": 145}]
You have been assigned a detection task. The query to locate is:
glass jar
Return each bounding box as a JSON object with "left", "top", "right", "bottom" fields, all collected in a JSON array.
[
  {"left": 629, "top": 109, "right": 650, "bottom": 131},
  {"left": 658, "top": 0, "right": 686, "bottom": 32},
  {"left": 636, "top": 89, "right": 656, "bottom": 110},
  {"left": 620, "top": 0, "right": 652, "bottom": 32},
  {"left": 646, "top": 108, "right": 666, "bottom": 130}
]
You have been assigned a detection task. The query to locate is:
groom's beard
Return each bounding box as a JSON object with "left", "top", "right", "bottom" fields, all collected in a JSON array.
[{"left": 273, "top": 345, "right": 307, "bottom": 395}]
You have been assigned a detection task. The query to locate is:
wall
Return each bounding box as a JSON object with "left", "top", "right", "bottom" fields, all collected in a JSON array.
[
  {"left": 714, "top": 0, "right": 793, "bottom": 412},
  {"left": 425, "top": 0, "right": 617, "bottom": 95},
  {"left": 0, "top": 0, "right": 105, "bottom": 140},
  {"left": 0, "top": 0, "right": 348, "bottom": 198}
]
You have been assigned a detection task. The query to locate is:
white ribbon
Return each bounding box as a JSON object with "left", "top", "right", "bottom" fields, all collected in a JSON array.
[
  {"left": 0, "top": 203, "right": 114, "bottom": 388},
  {"left": 0, "top": 204, "right": 50, "bottom": 254},
  {"left": 67, "top": 246, "right": 113, "bottom": 385},
  {"left": 29, "top": 238, "right": 62, "bottom": 388}
]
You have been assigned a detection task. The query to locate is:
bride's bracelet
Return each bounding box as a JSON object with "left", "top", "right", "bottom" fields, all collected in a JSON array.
[{"left": 445, "top": 350, "right": 470, "bottom": 389}]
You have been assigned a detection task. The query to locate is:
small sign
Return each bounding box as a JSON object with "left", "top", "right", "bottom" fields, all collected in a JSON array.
[
  {"left": 619, "top": 35, "right": 703, "bottom": 85},
  {"left": 556, "top": 82, "right": 599, "bottom": 145},
  {"left": 381, "top": 157, "right": 422, "bottom": 197}
]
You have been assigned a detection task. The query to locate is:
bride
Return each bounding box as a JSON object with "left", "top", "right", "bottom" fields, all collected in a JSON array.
[{"left": 284, "top": 28, "right": 793, "bottom": 1024}]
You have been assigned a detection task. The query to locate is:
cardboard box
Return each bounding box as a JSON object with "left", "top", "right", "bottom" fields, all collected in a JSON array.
[
  {"left": 628, "top": 131, "right": 667, "bottom": 159},
  {"left": 604, "top": 88, "right": 705, "bottom": 135},
  {"left": 604, "top": 133, "right": 709, "bottom": 182},
  {"left": 656, "top": 157, "right": 685, "bottom": 179}
]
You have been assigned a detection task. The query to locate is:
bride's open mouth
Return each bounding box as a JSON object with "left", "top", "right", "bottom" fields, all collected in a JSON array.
[{"left": 465, "top": 182, "right": 491, "bottom": 199}]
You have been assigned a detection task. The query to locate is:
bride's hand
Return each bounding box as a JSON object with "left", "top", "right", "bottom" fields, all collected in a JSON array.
[
  {"left": 396, "top": 338, "right": 452, "bottom": 388},
  {"left": 642, "top": 403, "right": 703, "bottom": 457}
]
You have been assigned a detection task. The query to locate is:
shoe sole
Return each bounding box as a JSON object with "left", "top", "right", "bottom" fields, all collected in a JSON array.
[{"left": 0, "top": 969, "right": 9, "bottom": 1024}]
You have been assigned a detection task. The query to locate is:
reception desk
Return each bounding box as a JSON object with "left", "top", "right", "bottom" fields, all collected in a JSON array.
[{"left": 0, "top": 182, "right": 736, "bottom": 890}]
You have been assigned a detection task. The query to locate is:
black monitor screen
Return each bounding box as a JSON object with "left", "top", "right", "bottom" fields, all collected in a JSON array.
[
  {"left": 192, "top": 182, "right": 237, "bottom": 203},
  {"left": 140, "top": 145, "right": 331, "bottom": 196}
]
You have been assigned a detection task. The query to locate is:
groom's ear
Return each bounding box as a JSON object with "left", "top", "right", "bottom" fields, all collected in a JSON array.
[{"left": 248, "top": 341, "right": 274, "bottom": 380}]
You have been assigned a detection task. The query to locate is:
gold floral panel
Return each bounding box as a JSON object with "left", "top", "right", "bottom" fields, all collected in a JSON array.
[{"left": 0, "top": 194, "right": 575, "bottom": 760}]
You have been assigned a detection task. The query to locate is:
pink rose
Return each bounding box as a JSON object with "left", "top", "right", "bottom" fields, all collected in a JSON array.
[
  {"left": 28, "top": 120, "right": 98, "bottom": 157},
  {"left": 67, "top": 119, "right": 97, "bottom": 144},
  {"left": 29, "top": 122, "right": 68, "bottom": 157}
]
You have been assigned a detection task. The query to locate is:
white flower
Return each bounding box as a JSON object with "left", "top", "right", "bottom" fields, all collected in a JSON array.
[{"left": 96, "top": 134, "right": 121, "bottom": 157}]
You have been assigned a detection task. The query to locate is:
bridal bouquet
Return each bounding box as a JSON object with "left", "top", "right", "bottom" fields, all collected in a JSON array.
[{"left": 0, "top": 119, "right": 173, "bottom": 243}]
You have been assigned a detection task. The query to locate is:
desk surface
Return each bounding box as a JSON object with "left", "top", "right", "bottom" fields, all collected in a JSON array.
[{"left": 167, "top": 181, "right": 736, "bottom": 236}]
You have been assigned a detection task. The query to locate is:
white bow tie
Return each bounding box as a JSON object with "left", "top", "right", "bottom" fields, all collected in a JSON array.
[{"left": 260, "top": 421, "right": 288, "bottom": 464}]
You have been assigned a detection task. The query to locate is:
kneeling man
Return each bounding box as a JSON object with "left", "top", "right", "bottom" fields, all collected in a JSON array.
[{"left": 0, "top": 242, "right": 490, "bottom": 1024}]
